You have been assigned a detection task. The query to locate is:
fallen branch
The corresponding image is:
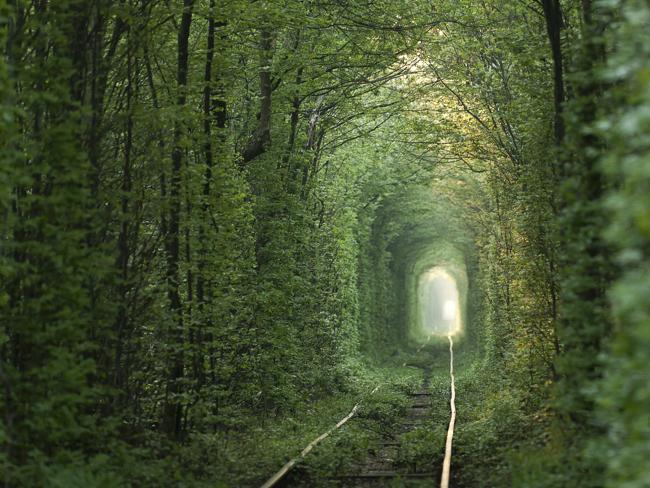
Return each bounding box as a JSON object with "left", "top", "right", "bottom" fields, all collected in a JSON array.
[{"left": 259, "top": 385, "right": 381, "bottom": 488}]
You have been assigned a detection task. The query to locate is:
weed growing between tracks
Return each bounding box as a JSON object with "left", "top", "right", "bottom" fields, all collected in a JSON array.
[
  {"left": 278, "top": 343, "right": 452, "bottom": 487},
  {"left": 396, "top": 372, "right": 448, "bottom": 474},
  {"left": 275, "top": 365, "right": 422, "bottom": 487}
]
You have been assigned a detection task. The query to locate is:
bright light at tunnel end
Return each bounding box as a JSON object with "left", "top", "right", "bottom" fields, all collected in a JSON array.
[
  {"left": 418, "top": 267, "right": 462, "bottom": 337},
  {"left": 443, "top": 300, "right": 457, "bottom": 321}
]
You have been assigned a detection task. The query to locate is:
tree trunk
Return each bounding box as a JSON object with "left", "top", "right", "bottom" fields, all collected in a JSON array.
[
  {"left": 242, "top": 28, "right": 273, "bottom": 163},
  {"left": 162, "top": 0, "right": 193, "bottom": 440},
  {"left": 541, "top": 0, "right": 565, "bottom": 145}
]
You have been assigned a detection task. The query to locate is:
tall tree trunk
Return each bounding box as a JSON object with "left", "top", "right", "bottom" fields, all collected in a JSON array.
[
  {"left": 242, "top": 27, "right": 273, "bottom": 163},
  {"left": 541, "top": 0, "right": 565, "bottom": 145},
  {"left": 113, "top": 27, "right": 134, "bottom": 408},
  {"left": 195, "top": 0, "right": 220, "bottom": 391},
  {"left": 162, "top": 0, "right": 193, "bottom": 440}
]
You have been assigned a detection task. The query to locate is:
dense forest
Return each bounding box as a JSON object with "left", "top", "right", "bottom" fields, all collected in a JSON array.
[{"left": 1, "top": 0, "right": 649, "bottom": 486}]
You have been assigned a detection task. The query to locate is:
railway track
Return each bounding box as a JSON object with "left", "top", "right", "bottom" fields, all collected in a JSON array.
[
  {"left": 259, "top": 335, "right": 457, "bottom": 488},
  {"left": 336, "top": 374, "right": 438, "bottom": 487},
  {"left": 441, "top": 335, "right": 456, "bottom": 488}
]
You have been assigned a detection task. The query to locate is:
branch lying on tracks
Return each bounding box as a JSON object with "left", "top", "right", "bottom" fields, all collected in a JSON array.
[{"left": 259, "top": 385, "right": 381, "bottom": 488}]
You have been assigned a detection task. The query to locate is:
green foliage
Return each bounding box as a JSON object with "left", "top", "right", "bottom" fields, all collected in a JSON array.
[
  {"left": 2, "top": 0, "right": 650, "bottom": 485},
  {"left": 593, "top": 2, "right": 650, "bottom": 486},
  {"left": 1, "top": 0, "right": 446, "bottom": 483}
]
